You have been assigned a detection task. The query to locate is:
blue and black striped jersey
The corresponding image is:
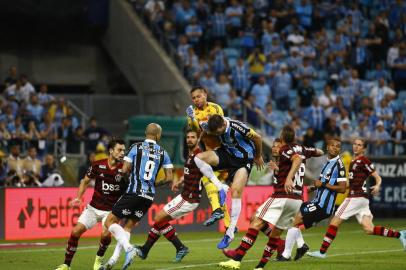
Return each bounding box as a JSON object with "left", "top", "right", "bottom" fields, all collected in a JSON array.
[
  {"left": 312, "top": 156, "right": 346, "bottom": 215},
  {"left": 218, "top": 117, "right": 257, "bottom": 160},
  {"left": 124, "top": 139, "right": 173, "bottom": 196}
]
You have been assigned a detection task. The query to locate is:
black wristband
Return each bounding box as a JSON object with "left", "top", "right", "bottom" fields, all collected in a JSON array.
[{"left": 321, "top": 182, "right": 327, "bottom": 188}]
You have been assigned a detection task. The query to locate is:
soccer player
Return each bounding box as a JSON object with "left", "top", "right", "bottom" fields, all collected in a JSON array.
[
  {"left": 278, "top": 138, "right": 347, "bottom": 261},
  {"left": 186, "top": 86, "right": 231, "bottom": 227},
  {"left": 307, "top": 138, "right": 406, "bottom": 258},
  {"left": 194, "top": 114, "right": 265, "bottom": 249},
  {"left": 133, "top": 130, "right": 203, "bottom": 262},
  {"left": 54, "top": 139, "right": 127, "bottom": 270},
  {"left": 219, "top": 125, "right": 322, "bottom": 270},
  {"left": 104, "top": 123, "right": 173, "bottom": 270}
]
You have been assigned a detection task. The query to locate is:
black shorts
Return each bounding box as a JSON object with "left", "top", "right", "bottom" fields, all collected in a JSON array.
[
  {"left": 300, "top": 202, "right": 331, "bottom": 229},
  {"left": 112, "top": 193, "right": 153, "bottom": 221},
  {"left": 214, "top": 147, "right": 253, "bottom": 184}
]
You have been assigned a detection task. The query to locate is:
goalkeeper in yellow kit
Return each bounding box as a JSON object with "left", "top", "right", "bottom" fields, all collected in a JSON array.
[{"left": 186, "top": 86, "right": 231, "bottom": 227}]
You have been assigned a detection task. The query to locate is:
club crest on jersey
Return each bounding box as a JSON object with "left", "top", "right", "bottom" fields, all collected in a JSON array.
[
  {"left": 99, "top": 165, "right": 106, "bottom": 169},
  {"left": 122, "top": 209, "right": 131, "bottom": 216},
  {"left": 115, "top": 174, "right": 122, "bottom": 182},
  {"left": 340, "top": 171, "right": 345, "bottom": 176}
]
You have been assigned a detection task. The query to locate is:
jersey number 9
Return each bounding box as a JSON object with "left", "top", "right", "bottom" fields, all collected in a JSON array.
[{"left": 144, "top": 160, "right": 156, "bottom": 181}]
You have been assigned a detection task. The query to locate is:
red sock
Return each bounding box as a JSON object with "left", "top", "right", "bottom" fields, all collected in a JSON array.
[
  {"left": 276, "top": 238, "right": 286, "bottom": 257},
  {"left": 97, "top": 235, "right": 112, "bottom": 256},
  {"left": 373, "top": 226, "right": 400, "bottom": 238},
  {"left": 161, "top": 222, "right": 184, "bottom": 251},
  {"left": 234, "top": 228, "right": 259, "bottom": 261},
  {"left": 143, "top": 222, "right": 164, "bottom": 252},
  {"left": 320, "top": 225, "right": 338, "bottom": 254},
  {"left": 255, "top": 237, "right": 279, "bottom": 268},
  {"left": 64, "top": 234, "right": 80, "bottom": 266}
]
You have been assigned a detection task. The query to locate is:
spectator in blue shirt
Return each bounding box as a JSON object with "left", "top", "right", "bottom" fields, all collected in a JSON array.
[
  {"left": 26, "top": 95, "right": 44, "bottom": 124},
  {"left": 185, "top": 17, "right": 203, "bottom": 51},
  {"left": 371, "top": 120, "right": 391, "bottom": 155},
  {"left": 295, "top": 0, "right": 313, "bottom": 29},
  {"left": 231, "top": 58, "right": 251, "bottom": 97},
  {"left": 273, "top": 63, "right": 292, "bottom": 111},
  {"left": 7, "top": 116, "right": 27, "bottom": 140},
  {"left": 250, "top": 75, "right": 271, "bottom": 111},
  {"left": 243, "top": 94, "right": 261, "bottom": 128},
  {"left": 226, "top": 89, "right": 243, "bottom": 120},
  {"left": 175, "top": 1, "right": 196, "bottom": 29},
  {"left": 337, "top": 78, "right": 355, "bottom": 111},
  {"left": 210, "top": 43, "right": 228, "bottom": 76},
  {"left": 264, "top": 54, "right": 280, "bottom": 90},
  {"left": 261, "top": 22, "right": 280, "bottom": 56},
  {"left": 261, "top": 102, "right": 279, "bottom": 137},
  {"left": 305, "top": 98, "right": 325, "bottom": 138},
  {"left": 225, "top": 0, "right": 243, "bottom": 37},
  {"left": 199, "top": 69, "right": 216, "bottom": 91},
  {"left": 177, "top": 35, "right": 190, "bottom": 64},
  {"left": 212, "top": 73, "right": 231, "bottom": 108},
  {"left": 209, "top": 6, "right": 227, "bottom": 44}
]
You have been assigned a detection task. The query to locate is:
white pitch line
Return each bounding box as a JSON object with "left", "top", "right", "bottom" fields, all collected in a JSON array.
[{"left": 157, "top": 249, "right": 405, "bottom": 270}]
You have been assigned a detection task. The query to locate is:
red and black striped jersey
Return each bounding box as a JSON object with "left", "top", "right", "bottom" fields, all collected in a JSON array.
[
  {"left": 181, "top": 148, "right": 203, "bottom": 203},
  {"left": 272, "top": 143, "right": 317, "bottom": 199},
  {"left": 86, "top": 159, "right": 126, "bottom": 211},
  {"left": 348, "top": 156, "right": 375, "bottom": 198}
]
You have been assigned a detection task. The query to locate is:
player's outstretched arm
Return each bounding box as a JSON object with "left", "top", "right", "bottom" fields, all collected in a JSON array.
[
  {"left": 250, "top": 131, "right": 265, "bottom": 170},
  {"left": 370, "top": 171, "right": 382, "bottom": 195},
  {"left": 314, "top": 148, "right": 324, "bottom": 157},
  {"left": 71, "top": 175, "right": 92, "bottom": 206}
]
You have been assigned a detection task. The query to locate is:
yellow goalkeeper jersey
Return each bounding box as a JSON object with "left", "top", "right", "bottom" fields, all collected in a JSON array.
[{"left": 187, "top": 102, "right": 224, "bottom": 132}]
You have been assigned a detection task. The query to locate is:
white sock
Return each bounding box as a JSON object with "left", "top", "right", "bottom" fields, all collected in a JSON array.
[
  {"left": 108, "top": 224, "right": 132, "bottom": 252},
  {"left": 194, "top": 156, "right": 223, "bottom": 190},
  {"left": 226, "top": 198, "right": 242, "bottom": 238},
  {"left": 296, "top": 230, "right": 305, "bottom": 248},
  {"left": 282, "top": 227, "right": 299, "bottom": 258},
  {"left": 109, "top": 231, "right": 130, "bottom": 264}
]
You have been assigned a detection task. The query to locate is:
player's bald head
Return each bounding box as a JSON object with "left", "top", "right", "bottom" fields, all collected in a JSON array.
[{"left": 145, "top": 123, "right": 162, "bottom": 140}]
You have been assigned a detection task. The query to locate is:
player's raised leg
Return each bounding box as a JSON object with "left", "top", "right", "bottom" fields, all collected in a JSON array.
[
  {"left": 361, "top": 216, "right": 405, "bottom": 249},
  {"left": 218, "top": 167, "right": 248, "bottom": 249}
]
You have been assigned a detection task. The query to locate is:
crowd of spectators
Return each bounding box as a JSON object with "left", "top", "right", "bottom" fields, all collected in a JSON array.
[
  {"left": 0, "top": 66, "right": 110, "bottom": 187},
  {"left": 136, "top": 0, "right": 406, "bottom": 155}
]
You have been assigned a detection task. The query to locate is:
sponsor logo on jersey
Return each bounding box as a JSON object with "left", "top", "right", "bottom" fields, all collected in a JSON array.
[
  {"left": 102, "top": 181, "right": 120, "bottom": 191},
  {"left": 99, "top": 165, "right": 106, "bottom": 169},
  {"left": 122, "top": 209, "right": 131, "bottom": 216}
]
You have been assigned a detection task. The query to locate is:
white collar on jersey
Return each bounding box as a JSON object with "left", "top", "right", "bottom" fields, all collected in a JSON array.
[
  {"left": 225, "top": 118, "right": 230, "bottom": 131},
  {"left": 327, "top": 155, "right": 340, "bottom": 161},
  {"left": 145, "top": 139, "right": 156, "bottom": 144}
]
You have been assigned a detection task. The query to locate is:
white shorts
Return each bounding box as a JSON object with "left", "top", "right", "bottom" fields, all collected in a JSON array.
[
  {"left": 335, "top": 197, "right": 373, "bottom": 223},
  {"left": 255, "top": 197, "right": 302, "bottom": 230},
  {"left": 163, "top": 194, "right": 199, "bottom": 219},
  {"left": 78, "top": 204, "right": 110, "bottom": 230}
]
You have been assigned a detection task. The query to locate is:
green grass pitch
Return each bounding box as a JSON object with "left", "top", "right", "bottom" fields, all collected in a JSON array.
[{"left": 1, "top": 219, "right": 405, "bottom": 270}]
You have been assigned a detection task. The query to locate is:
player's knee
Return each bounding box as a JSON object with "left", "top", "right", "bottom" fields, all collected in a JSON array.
[
  {"left": 71, "top": 226, "right": 85, "bottom": 237},
  {"left": 231, "top": 188, "right": 242, "bottom": 198}
]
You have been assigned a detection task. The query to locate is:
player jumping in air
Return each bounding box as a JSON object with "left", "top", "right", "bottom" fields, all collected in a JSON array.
[
  {"left": 103, "top": 123, "right": 174, "bottom": 270},
  {"left": 133, "top": 130, "right": 203, "bottom": 263},
  {"left": 278, "top": 138, "right": 347, "bottom": 261},
  {"left": 307, "top": 138, "right": 406, "bottom": 259},
  {"left": 219, "top": 125, "right": 323, "bottom": 270},
  {"left": 186, "top": 86, "right": 231, "bottom": 227},
  {"left": 54, "top": 139, "right": 127, "bottom": 270},
  {"left": 194, "top": 114, "right": 265, "bottom": 249}
]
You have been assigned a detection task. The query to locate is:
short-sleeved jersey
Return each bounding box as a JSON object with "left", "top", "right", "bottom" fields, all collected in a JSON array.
[
  {"left": 348, "top": 155, "right": 375, "bottom": 198},
  {"left": 181, "top": 148, "right": 203, "bottom": 203},
  {"left": 86, "top": 159, "right": 126, "bottom": 211},
  {"left": 124, "top": 139, "right": 173, "bottom": 197},
  {"left": 187, "top": 102, "right": 224, "bottom": 132},
  {"left": 217, "top": 117, "right": 257, "bottom": 160},
  {"left": 312, "top": 156, "right": 347, "bottom": 215},
  {"left": 272, "top": 144, "right": 317, "bottom": 199}
]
